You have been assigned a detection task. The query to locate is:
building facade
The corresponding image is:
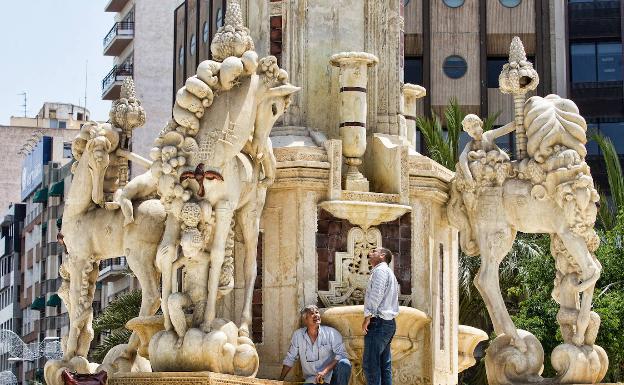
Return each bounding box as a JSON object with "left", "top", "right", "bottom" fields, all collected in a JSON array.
[
  {"left": 102, "top": 0, "right": 182, "bottom": 175},
  {"left": 566, "top": 0, "right": 623, "bottom": 189}
]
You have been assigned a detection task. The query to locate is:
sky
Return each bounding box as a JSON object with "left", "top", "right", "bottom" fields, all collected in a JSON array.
[{"left": 0, "top": 1, "right": 113, "bottom": 124}]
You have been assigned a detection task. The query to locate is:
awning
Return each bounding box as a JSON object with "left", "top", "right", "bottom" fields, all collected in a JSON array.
[
  {"left": 32, "top": 189, "right": 48, "bottom": 203},
  {"left": 48, "top": 180, "right": 64, "bottom": 197},
  {"left": 30, "top": 296, "right": 45, "bottom": 310},
  {"left": 46, "top": 294, "right": 62, "bottom": 307}
]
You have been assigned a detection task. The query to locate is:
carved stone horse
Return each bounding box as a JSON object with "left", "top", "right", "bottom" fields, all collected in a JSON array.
[
  {"left": 60, "top": 125, "right": 165, "bottom": 361},
  {"left": 448, "top": 95, "right": 601, "bottom": 352}
]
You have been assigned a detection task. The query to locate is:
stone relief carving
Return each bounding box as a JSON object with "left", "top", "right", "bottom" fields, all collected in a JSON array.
[
  {"left": 318, "top": 227, "right": 411, "bottom": 307},
  {"left": 447, "top": 37, "right": 607, "bottom": 385}
]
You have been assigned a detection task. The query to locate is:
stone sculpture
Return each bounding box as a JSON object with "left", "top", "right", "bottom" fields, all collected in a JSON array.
[
  {"left": 448, "top": 37, "right": 607, "bottom": 385},
  {"left": 45, "top": 85, "right": 166, "bottom": 385},
  {"left": 114, "top": 0, "right": 299, "bottom": 374}
]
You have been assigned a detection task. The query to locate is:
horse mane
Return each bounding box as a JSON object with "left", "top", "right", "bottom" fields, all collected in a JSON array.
[{"left": 524, "top": 94, "right": 588, "bottom": 164}]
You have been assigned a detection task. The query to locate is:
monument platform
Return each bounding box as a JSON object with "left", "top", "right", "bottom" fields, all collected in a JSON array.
[{"left": 109, "top": 372, "right": 287, "bottom": 385}]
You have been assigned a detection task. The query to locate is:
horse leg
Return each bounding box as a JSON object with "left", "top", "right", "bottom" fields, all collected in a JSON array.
[
  {"left": 157, "top": 215, "right": 181, "bottom": 332},
  {"left": 235, "top": 200, "right": 261, "bottom": 337},
  {"left": 125, "top": 246, "right": 162, "bottom": 355},
  {"left": 474, "top": 229, "right": 523, "bottom": 349},
  {"left": 202, "top": 203, "right": 235, "bottom": 332},
  {"left": 558, "top": 230, "right": 600, "bottom": 346}
]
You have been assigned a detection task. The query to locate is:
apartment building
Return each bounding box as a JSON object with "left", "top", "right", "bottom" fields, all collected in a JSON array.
[
  {"left": 0, "top": 204, "right": 25, "bottom": 380},
  {"left": 102, "top": 0, "right": 182, "bottom": 175},
  {"left": 0, "top": 103, "right": 87, "bottom": 213}
]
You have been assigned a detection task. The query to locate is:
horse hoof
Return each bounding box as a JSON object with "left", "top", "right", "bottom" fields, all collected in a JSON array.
[{"left": 512, "top": 337, "right": 528, "bottom": 353}]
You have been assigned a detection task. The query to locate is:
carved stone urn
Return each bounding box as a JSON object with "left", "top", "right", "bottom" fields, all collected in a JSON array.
[
  {"left": 330, "top": 52, "right": 379, "bottom": 192},
  {"left": 322, "top": 306, "right": 429, "bottom": 385}
]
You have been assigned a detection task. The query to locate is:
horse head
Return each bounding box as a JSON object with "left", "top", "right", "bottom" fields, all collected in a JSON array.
[{"left": 71, "top": 123, "right": 118, "bottom": 206}]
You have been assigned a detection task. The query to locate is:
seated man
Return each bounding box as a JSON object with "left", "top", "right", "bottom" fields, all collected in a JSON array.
[{"left": 280, "top": 305, "right": 352, "bottom": 385}]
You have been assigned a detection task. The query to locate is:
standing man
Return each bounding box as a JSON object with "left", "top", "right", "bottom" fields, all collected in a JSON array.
[
  {"left": 362, "top": 247, "right": 400, "bottom": 385},
  {"left": 280, "top": 305, "right": 352, "bottom": 385}
]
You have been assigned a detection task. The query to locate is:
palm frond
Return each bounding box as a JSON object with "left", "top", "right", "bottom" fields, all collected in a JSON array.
[
  {"left": 90, "top": 328, "right": 132, "bottom": 363},
  {"left": 93, "top": 290, "right": 142, "bottom": 333},
  {"left": 591, "top": 133, "right": 624, "bottom": 229},
  {"left": 482, "top": 111, "right": 502, "bottom": 132}
]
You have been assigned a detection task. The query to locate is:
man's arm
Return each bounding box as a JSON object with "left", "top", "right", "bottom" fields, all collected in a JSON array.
[
  {"left": 279, "top": 365, "right": 292, "bottom": 381},
  {"left": 280, "top": 332, "right": 300, "bottom": 380}
]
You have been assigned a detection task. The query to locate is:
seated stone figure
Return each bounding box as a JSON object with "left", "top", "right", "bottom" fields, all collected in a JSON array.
[
  {"left": 280, "top": 305, "right": 352, "bottom": 385},
  {"left": 458, "top": 114, "right": 515, "bottom": 189}
]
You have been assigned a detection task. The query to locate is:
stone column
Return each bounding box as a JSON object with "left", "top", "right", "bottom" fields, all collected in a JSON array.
[
  {"left": 330, "top": 52, "right": 378, "bottom": 192},
  {"left": 402, "top": 84, "right": 427, "bottom": 150}
]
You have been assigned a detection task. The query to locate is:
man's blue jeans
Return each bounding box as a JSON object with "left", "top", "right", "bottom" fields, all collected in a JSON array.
[
  {"left": 303, "top": 358, "right": 352, "bottom": 385},
  {"left": 363, "top": 318, "right": 396, "bottom": 385}
]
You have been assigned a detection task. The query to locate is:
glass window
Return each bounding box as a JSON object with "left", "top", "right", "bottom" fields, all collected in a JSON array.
[
  {"left": 600, "top": 121, "right": 624, "bottom": 153},
  {"left": 443, "top": 55, "right": 467, "bottom": 79},
  {"left": 58, "top": 121, "right": 66, "bottom": 129},
  {"left": 216, "top": 8, "right": 223, "bottom": 28},
  {"left": 404, "top": 0, "right": 411, "bottom": 5},
  {"left": 570, "top": 43, "right": 597, "bottom": 83},
  {"left": 49, "top": 119, "right": 59, "bottom": 129},
  {"left": 178, "top": 46, "right": 185, "bottom": 66},
  {"left": 597, "top": 43, "right": 622, "bottom": 82},
  {"left": 190, "top": 34, "right": 196, "bottom": 56},
  {"left": 487, "top": 58, "right": 507, "bottom": 88},
  {"left": 443, "top": 0, "right": 464, "bottom": 7},
  {"left": 499, "top": 0, "right": 521, "bottom": 6},
  {"left": 404, "top": 57, "right": 423, "bottom": 85},
  {"left": 203, "top": 22, "right": 209, "bottom": 43},
  {"left": 586, "top": 123, "right": 600, "bottom": 155}
]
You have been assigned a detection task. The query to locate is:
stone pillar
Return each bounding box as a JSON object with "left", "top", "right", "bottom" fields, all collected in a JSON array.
[
  {"left": 330, "top": 52, "right": 378, "bottom": 192},
  {"left": 402, "top": 84, "right": 427, "bottom": 150}
]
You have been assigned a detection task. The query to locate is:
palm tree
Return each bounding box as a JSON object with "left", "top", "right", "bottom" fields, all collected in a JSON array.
[
  {"left": 591, "top": 133, "right": 624, "bottom": 230},
  {"left": 90, "top": 290, "right": 142, "bottom": 363}
]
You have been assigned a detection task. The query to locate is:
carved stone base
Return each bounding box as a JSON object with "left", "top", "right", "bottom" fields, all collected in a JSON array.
[
  {"left": 485, "top": 330, "right": 544, "bottom": 385},
  {"left": 344, "top": 173, "right": 370, "bottom": 192},
  {"left": 109, "top": 372, "right": 283, "bottom": 385},
  {"left": 148, "top": 320, "right": 258, "bottom": 376},
  {"left": 551, "top": 344, "right": 608, "bottom": 384}
]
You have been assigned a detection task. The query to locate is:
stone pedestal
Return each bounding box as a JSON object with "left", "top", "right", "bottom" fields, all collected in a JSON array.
[
  {"left": 401, "top": 84, "right": 426, "bottom": 150},
  {"left": 330, "top": 52, "right": 378, "bottom": 192}
]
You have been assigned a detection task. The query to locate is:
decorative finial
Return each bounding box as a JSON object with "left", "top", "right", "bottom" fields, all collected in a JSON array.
[
  {"left": 210, "top": 0, "right": 255, "bottom": 62},
  {"left": 120, "top": 77, "right": 136, "bottom": 100},
  {"left": 498, "top": 36, "right": 539, "bottom": 160},
  {"left": 508, "top": 36, "right": 527, "bottom": 64}
]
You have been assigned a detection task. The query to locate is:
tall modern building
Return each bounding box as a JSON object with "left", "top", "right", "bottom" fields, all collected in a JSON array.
[
  {"left": 566, "top": 0, "right": 623, "bottom": 189},
  {"left": 102, "top": 0, "right": 182, "bottom": 175}
]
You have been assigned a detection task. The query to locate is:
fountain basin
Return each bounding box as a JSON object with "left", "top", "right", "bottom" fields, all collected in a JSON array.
[
  {"left": 318, "top": 201, "right": 411, "bottom": 230},
  {"left": 457, "top": 325, "right": 488, "bottom": 372}
]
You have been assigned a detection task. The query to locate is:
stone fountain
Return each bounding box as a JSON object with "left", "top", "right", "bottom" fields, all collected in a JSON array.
[{"left": 42, "top": 2, "right": 611, "bottom": 385}]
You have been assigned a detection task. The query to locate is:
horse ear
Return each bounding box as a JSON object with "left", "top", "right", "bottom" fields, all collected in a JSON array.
[{"left": 266, "top": 84, "right": 301, "bottom": 98}]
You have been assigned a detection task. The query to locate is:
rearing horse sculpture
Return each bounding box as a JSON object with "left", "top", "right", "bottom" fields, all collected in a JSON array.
[
  {"left": 117, "top": 1, "right": 299, "bottom": 372},
  {"left": 448, "top": 37, "right": 607, "bottom": 385}
]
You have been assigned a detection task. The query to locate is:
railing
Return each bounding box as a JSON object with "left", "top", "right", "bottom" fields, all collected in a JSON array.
[
  {"left": 103, "top": 21, "right": 135, "bottom": 49},
  {"left": 101, "top": 64, "right": 133, "bottom": 93}
]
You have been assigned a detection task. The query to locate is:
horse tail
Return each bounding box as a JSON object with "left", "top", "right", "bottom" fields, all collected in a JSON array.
[{"left": 447, "top": 180, "right": 479, "bottom": 256}]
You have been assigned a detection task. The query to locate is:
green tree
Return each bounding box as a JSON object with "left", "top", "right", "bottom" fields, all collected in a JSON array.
[{"left": 90, "top": 290, "right": 142, "bottom": 363}]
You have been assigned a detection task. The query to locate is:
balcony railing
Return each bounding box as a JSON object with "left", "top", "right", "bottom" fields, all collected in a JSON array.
[
  {"left": 101, "top": 64, "right": 133, "bottom": 99},
  {"left": 103, "top": 22, "right": 134, "bottom": 56}
]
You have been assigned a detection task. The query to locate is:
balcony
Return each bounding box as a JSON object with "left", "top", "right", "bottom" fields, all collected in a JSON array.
[
  {"left": 568, "top": 1, "right": 621, "bottom": 40},
  {"left": 101, "top": 64, "right": 133, "bottom": 100},
  {"left": 98, "top": 257, "right": 128, "bottom": 281},
  {"left": 103, "top": 22, "right": 134, "bottom": 56},
  {"left": 104, "top": 0, "right": 131, "bottom": 12}
]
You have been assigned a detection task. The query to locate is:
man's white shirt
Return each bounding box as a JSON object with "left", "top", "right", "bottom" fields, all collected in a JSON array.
[
  {"left": 363, "top": 262, "right": 399, "bottom": 320},
  {"left": 283, "top": 325, "right": 348, "bottom": 383}
]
